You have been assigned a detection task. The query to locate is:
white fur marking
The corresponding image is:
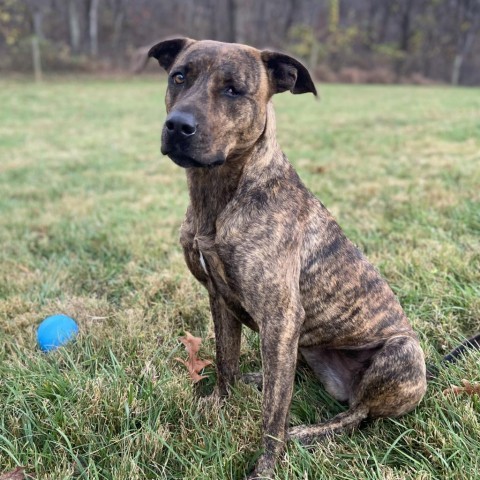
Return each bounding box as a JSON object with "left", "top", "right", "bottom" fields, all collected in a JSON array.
[{"left": 199, "top": 251, "right": 208, "bottom": 275}]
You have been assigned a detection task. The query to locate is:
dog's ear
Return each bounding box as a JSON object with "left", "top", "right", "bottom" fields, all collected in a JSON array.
[
  {"left": 148, "top": 38, "right": 194, "bottom": 71},
  {"left": 261, "top": 51, "right": 317, "bottom": 96}
]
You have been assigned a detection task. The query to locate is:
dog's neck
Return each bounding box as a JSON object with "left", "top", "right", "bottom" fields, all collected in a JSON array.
[{"left": 185, "top": 102, "right": 285, "bottom": 235}]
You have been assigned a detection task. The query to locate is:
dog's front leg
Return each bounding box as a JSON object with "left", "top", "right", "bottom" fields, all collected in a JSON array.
[
  {"left": 209, "top": 293, "right": 242, "bottom": 397},
  {"left": 248, "top": 314, "right": 302, "bottom": 479}
]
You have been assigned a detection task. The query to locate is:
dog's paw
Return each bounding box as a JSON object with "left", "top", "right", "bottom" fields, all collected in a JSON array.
[
  {"left": 245, "top": 472, "right": 273, "bottom": 480},
  {"left": 197, "top": 387, "right": 227, "bottom": 409},
  {"left": 211, "top": 386, "right": 230, "bottom": 402},
  {"left": 245, "top": 454, "right": 275, "bottom": 479},
  {"left": 245, "top": 466, "right": 274, "bottom": 479},
  {"left": 241, "top": 372, "right": 263, "bottom": 389},
  {"left": 288, "top": 423, "right": 335, "bottom": 447},
  {"left": 287, "top": 425, "right": 315, "bottom": 446}
]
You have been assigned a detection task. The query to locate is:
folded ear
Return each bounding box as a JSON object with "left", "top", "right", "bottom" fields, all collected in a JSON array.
[
  {"left": 261, "top": 51, "right": 317, "bottom": 96},
  {"left": 148, "top": 38, "right": 194, "bottom": 71}
]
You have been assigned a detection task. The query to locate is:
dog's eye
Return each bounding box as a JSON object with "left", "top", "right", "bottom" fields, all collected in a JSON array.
[
  {"left": 172, "top": 72, "right": 185, "bottom": 85},
  {"left": 225, "top": 86, "right": 241, "bottom": 97}
]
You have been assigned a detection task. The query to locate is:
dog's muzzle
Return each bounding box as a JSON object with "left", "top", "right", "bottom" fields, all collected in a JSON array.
[
  {"left": 164, "top": 111, "right": 197, "bottom": 138},
  {"left": 161, "top": 110, "right": 225, "bottom": 169}
]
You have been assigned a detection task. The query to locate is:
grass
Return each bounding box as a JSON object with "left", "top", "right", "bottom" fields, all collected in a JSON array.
[{"left": 0, "top": 76, "right": 479, "bottom": 479}]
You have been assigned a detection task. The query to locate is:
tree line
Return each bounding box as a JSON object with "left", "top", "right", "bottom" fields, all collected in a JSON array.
[{"left": 0, "top": 0, "right": 479, "bottom": 85}]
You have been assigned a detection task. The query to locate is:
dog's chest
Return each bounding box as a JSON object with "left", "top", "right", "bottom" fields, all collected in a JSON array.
[
  {"left": 193, "top": 236, "right": 233, "bottom": 296},
  {"left": 183, "top": 231, "right": 258, "bottom": 331},
  {"left": 198, "top": 250, "right": 208, "bottom": 276}
]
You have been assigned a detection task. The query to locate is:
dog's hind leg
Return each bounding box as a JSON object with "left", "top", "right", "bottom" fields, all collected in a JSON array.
[
  {"left": 352, "top": 335, "right": 427, "bottom": 419},
  {"left": 241, "top": 372, "right": 264, "bottom": 388},
  {"left": 290, "top": 335, "right": 427, "bottom": 445},
  {"left": 288, "top": 404, "right": 369, "bottom": 445}
]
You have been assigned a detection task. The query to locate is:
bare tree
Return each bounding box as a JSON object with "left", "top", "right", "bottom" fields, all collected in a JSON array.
[
  {"left": 68, "top": 0, "right": 81, "bottom": 53},
  {"left": 393, "top": 0, "right": 417, "bottom": 77},
  {"left": 88, "top": 0, "right": 99, "bottom": 56},
  {"left": 23, "top": 0, "right": 51, "bottom": 81},
  {"left": 226, "top": 0, "right": 237, "bottom": 43},
  {"left": 451, "top": 0, "right": 480, "bottom": 84},
  {"left": 110, "top": 0, "right": 128, "bottom": 49}
]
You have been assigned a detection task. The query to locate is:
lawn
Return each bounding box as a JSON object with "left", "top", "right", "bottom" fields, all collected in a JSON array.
[{"left": 0, "top": 77, "right": 479, "bottom": 480}]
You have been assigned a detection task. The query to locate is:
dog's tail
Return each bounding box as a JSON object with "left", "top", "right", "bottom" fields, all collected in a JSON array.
[{"left": 427, "top": 333, "right": 480, "bottom": 380}]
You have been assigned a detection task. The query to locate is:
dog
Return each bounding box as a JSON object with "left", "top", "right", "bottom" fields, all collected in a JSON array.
[{"left": 148, "top": 38, "right": 479, "bottom": 479}]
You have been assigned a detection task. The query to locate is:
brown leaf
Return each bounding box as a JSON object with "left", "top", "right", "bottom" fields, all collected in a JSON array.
[
  {"left": 175, "top": 331, "right": 213, "bottom": 383},
  {"left": 0, "top": 467, "right": 25, "bottom": 480},
  {"left": 443, "top": 379, "right": 480, "bottom": 396},
  {"left": 308, "top": 165, "right": 327, "bottom": 174}
]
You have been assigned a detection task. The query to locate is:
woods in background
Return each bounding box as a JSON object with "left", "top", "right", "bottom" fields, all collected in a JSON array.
[{"left": 0, "top": 0, "right": 479, "bottom": 85}]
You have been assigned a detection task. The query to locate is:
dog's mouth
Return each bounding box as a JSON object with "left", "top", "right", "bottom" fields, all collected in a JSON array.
[
  {"left": 161, "top": 126, "right": 226, "bottom": 168},
  {"left": 162, "top": 141, "right": 226, "bottom": 169},
  {"left": 165, "top": 150, "right": 225, "bottom": 169}
]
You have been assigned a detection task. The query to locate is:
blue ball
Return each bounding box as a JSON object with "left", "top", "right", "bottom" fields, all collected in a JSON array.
[{"left": 37, "top": 314, "right": 79, "bottom": 352}]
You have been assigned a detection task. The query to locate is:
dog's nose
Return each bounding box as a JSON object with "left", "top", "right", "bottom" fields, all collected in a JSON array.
[{"left": 165, "top": 111, "right": 197, "bottom": 137}]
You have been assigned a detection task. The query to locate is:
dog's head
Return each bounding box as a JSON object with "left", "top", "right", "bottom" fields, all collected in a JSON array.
[{"left": 149, "top": 38, "right": 316, "bottom": 169}]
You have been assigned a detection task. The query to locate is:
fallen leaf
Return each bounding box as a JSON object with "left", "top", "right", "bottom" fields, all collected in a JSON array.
[
  {"left": 175, "top": 331, "right": 213, "bottom": 383},
  {"left": 0, "top": 467, "right": 25, "bottom": 480},
  {"left": 443, "top": 379, "right": 480, "bottom": 396},
  {"left": 308, "top": 165, "right": 327, "bottom": 174}
]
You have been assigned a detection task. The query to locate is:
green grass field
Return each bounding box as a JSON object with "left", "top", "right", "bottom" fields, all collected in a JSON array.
[{"left": 1, "top": 77, "right": 479, "bottom": 480}]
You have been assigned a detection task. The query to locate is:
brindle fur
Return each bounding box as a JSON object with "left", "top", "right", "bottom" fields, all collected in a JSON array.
[{"left": 149, "top": 38, "right": 430, "bottom": 479}]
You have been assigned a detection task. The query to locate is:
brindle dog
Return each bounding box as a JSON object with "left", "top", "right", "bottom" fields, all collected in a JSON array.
[{"left": 148, "top": 38, "right": 479, "bottom": 479}]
